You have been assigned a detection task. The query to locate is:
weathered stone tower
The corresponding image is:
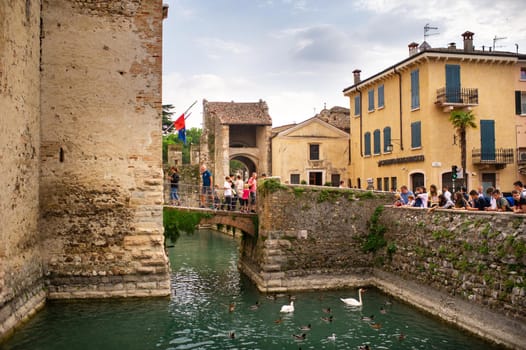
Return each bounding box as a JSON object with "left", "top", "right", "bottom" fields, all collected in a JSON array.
[
  {"left": 200, "top": 100, "right": 272, "bottom": 183},
  {"left": 0, "top": 0, "right": 170, "bottom": 339}
]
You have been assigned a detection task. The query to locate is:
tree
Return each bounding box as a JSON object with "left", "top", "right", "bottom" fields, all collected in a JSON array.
[
  {"left": 162, "top": 127, "right": 202, "bottom": 164},
  {"left": 162, "top": 104, "right": 175, "bottom": 129},
  {"left": 449, "top": 110, "right": 477, "bottom": 187}
]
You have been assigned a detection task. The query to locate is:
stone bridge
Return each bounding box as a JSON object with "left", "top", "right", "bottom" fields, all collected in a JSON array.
[{"left": 164, "top": 206, "right": 257, "bottom": 236}]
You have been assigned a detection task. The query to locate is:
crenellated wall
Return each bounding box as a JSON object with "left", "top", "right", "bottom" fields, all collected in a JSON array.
[{"left": 240, "top": 181, "right": 526, "bottom": 349}]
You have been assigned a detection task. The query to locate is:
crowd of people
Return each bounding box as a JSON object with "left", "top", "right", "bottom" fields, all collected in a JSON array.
[
  {"left": 393, "top": 181, "right": 526, "bottom": 213},
  {"left": 167, "top": 164, "right": 262, "bottom": 212},
  {"left": 199, "top": 165, "right": 262, "bottom": 212}
]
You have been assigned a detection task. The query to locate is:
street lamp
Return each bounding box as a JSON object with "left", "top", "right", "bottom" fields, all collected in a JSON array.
[{"left": 386, "top": 139, "right": 401, "bottom": 152}]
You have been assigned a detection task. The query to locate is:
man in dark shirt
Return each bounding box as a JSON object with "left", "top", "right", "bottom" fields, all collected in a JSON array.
[
  {"left": 466, "top": 190, "right": 486, "bottom": 211},
  {"left": 200, "top": 164, "right": 213, "bottom": 208}
]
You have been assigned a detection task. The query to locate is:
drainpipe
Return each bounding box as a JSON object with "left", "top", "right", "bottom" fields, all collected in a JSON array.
[
  {"left": 357, "top": 87, "right": 363, "bottom": 156},
  {"left": 394, "top": 67, "right": 404, "bottom": 150}
]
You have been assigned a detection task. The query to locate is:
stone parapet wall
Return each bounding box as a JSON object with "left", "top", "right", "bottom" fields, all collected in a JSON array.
[
  {"left": 379, "top": 207, "right": 526, "bottom": 320},
  {"left": 239, "top": 182, "right": 391, "bottom": 291},
  {"left": 0, "top": 0, "right": 45, "bottom": 341},
  {"left": 240, "top": 182, "right": 526, "bottom": 349}
]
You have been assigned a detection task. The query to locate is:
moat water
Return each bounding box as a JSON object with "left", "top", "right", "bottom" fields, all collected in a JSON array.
[{"left": 2, "top": 229, "right": 506, "bottom": 350}]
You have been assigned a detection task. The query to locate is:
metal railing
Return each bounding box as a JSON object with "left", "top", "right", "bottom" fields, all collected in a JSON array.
[
  {"left": 164, "top": 182, "right": 256, "bottom": 212},
  {"left": 436, "top": 87, "right": 478, "bottom": 105},
  {"left": 472, "top": 148, "right": 514, "bottom": 164}
]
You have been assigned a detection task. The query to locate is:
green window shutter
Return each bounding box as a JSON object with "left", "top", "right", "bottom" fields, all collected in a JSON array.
[
  {"left": 373, "top": 129, "right": 381, "bottom": 154},
  {"left": 516, "top": 91, "right": 522, "bottom": 115},
  {"left": 411, "top": 121, "right": 421, "bottom": 148},
  {"left": 411, "top": 69, "right": 420, "bottom": 109},
  {"left": 364, "top": 132, "right": 371, "bottom": 156},
  {"left": 480, "top": 120, "right": 495, "bottom": 160},
  {"left": 383, "top": 126, "right": 391, "bottom": 152},
  {"left": 354, "top": 95, "right": 361, "bottom": 116},
  {"left": 378, "top": 85, "right": 384, "bottom": 108},
  {"left": 368, "top": 89, "right": 375, "bottom": 111}
]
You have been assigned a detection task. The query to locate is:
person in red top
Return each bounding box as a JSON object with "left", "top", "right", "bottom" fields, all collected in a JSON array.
[{"left": 247, "top": 172, "right": 257, "bottom": 212}]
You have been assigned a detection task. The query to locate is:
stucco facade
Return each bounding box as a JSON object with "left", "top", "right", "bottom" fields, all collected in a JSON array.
[
  {"left": 272, "top": 117, "right": 349, "bottom": 185},
  {"left": 344, "top": 32, "right": 526, "bottom": 192}
]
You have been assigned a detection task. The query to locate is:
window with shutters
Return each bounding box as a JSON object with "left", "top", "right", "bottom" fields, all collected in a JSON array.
[
  {"left": 309, "top": 144, "right": 320, "bottom": 160},
  {"left": 480, "top": 120, "right": 496, "bottom": 161},
  {"left": 516, "top": 91, "right": 526, "bottom": 115},
  {"left": 411, "top": 121, "right": 421, "bottom": 149},
  {"left": 383, "top": 126, "right": 391, "bottom": 153},
  {"left": 378, "top": 85, "right": 384, "bottom": 108},
  {"left": 364, "top": 132, "right": 371, "bottom": 156},
  {"left": 521, "top": 67, "right": 526, "bottom": 81},
  {"left": 373, "top": 129, "right": 381, "bottom": 155},
  {"left": 354, "top": 95, "right": 361, "bottom": 116},
  {"left": 368, "top": 89, "right": 375, "bottom": 112},
  {"left": 290, "top": 174, "right": 300, "bottom": 184},
  {"left": 411, "top": 69, "right": 420, "bottom": 110}
]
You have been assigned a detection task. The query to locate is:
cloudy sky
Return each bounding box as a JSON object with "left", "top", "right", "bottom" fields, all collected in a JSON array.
[{"left": 162, "top": 0, "right": 526, "bottom": 128}]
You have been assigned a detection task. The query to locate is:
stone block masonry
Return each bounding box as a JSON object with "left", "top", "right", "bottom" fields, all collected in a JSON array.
[
  {"left": 239, "top": 181, "right": 526, "bottom": 349},
  {"left": 40, "top": 0, "right": 169, "bottom": 298},
  {"left": 0, "top": 0, "right": 45, "bottom": 341},
  {"left": 0, "top": 0, "right": 170, "bottom": 341}
]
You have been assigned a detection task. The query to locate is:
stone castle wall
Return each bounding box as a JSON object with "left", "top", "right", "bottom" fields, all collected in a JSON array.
[
  {"left": 241, "top": 183, "right": 526, "bottom": 349},
  {"left": 0, "top": 0, "right": 170, "bottom": 340},
  {"left": 39, "top": 0, "right": 169, "bottom": 299},
  {"left": 239, "top": 184, "right": 391, "bottom": 291},
  {"left": 0, "top": 0, "right": 46, "bottom": 339}
]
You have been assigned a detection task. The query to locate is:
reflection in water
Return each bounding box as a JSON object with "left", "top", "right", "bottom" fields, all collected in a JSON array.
[{"left": 2, "top": 229, "right": 506, "bottom": 350}]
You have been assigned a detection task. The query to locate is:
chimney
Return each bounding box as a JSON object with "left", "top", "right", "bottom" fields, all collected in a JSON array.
[
  {"left": 353, "top": 69, "right": 361, "bottom": 85},
  {"left": 408, "top": 42, "right": 419, "bottom": 56},
  {"left": 448, "top": 42, "right": 456, "bottom": 50},
  {"left": 462, "top": 31, "right": 474, "bottom": 51}
]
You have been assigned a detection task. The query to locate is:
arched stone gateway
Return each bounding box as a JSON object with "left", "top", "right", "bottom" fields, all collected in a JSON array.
[
  {"left": 230, "top": 155, "right": 257, "bottom": 180},
  {"left": 200, "top": 100, "right": 272, "bottom": 184}
]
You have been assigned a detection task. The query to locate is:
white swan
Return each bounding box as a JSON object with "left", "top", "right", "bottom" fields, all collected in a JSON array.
[
  {"left": 340, "top": 288, "right": 364, "bottom": 306},
  {"left": 327, "top": 333, "right": 336, "bottom": 341},
  {"left": 280, "top": 301, "right": 294, "bottom": 313}
]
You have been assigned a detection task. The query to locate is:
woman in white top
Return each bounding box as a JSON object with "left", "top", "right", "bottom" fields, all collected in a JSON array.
[
  {"left": 234, "top": 175, "right": 244, "bottom": 211},
  {"left": 223, "top": 176, "right": 232, "bottom": 210}
]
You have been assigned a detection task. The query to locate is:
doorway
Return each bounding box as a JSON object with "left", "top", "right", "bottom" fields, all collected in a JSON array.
[
  {"left": 309, "top": 171, "right": 323, "bottom": 186},
  {"left": 411, "top": 172, "right": 424, "bottom": 192}
]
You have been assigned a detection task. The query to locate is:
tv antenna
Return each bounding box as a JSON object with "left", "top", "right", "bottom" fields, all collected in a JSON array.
[
  {"left": 492, "top": 35, "right": 507, "bottom": 50},
  {"left": 424, "top": 23, "right": 439, "bottom": 41}
]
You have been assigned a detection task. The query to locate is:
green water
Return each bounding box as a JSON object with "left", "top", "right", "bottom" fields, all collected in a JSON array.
[{"left": 2, "top": 230, "right": 506, "bottom": 350}]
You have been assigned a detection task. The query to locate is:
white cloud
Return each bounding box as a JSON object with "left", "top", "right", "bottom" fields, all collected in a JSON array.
[
  {"left": 163, "top": 0, "right": 526, "bottom": 130},
  {"left": 197, "top": 38, "right": 250, "bottom": 58}
]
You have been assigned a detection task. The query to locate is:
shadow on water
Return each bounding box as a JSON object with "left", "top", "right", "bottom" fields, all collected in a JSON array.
[{"left": 1, "top": 229, "right": 507, "bottom": 350}]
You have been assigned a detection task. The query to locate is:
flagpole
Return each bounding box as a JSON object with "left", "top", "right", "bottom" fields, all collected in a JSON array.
[{"left": 164, "top": 100, "right": 197, "bottom": 133}]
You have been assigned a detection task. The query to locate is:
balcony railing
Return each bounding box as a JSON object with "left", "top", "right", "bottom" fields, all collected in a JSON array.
[
  {"left": 436, "top": 87, "right": 478, "bottom": 107},
  {"left": 472, "top": 148, "right": 514, "bottom": 165}
]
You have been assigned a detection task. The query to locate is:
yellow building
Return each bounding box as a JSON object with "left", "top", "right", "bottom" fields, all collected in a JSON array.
[
  {"left": 271, "top": 107, "right": 350, "bottom": 186},
  {"left": 343, "top": 31, "right": 526, "bottom": 193}
]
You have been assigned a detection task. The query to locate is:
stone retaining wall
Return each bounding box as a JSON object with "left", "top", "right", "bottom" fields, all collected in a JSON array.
[{"left": 239, "top": 181, "right": 526, "bottom": 349}]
